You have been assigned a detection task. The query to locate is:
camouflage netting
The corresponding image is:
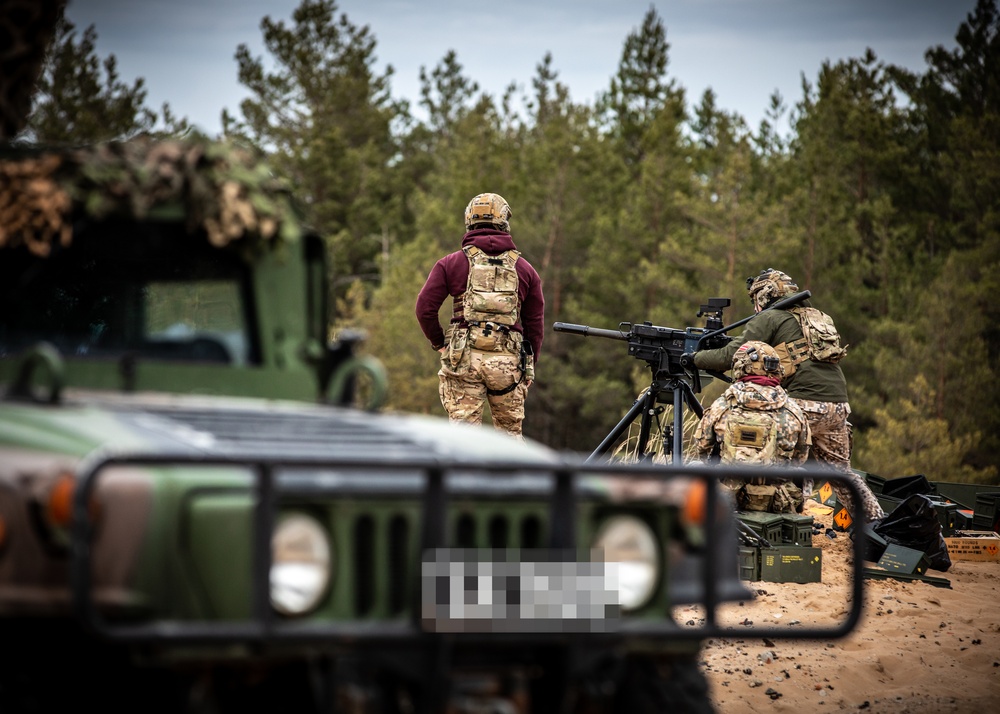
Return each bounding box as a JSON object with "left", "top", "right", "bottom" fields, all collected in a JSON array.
[{"left": 0, "top": 137, "right": 302, "bottom": 257}]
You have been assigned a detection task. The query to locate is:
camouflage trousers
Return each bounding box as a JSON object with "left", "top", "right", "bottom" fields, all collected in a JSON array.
[
  {"left": 791, "top": 398, "right": 885, "bottom": 522},
  {"left": 438, "top": 328, "right": 528, "bottom": 438}
]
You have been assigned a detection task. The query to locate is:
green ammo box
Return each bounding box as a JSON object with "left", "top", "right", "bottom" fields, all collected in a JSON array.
[
  {"left": 857, "top": 469, "right": 885, "bottom": 495},
  {"left": 927, "top": 498, "right": 958, "bottom": 536},
  {"left": 737, "top": 511, "right": 784, "bottom": 545},
  {"left": 759, "top": 546, "right": 822, "bottom": 584},
  {"left": 781, "top": 514, "right": 814, "bottom": 546},
  {"left": 972, "top": 492, "right": 1000, "bottom": 533},
  {"left": 876, "top": 544, "right": 932, "bottom": 576},
  {"left": 954, "top": 509, "right": 975, "bottom": 530},
  {"left": 738, "top": 546, "right": 760, "bottom": 581}
]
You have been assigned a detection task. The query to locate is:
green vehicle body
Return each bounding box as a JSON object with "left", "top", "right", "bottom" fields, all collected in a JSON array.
[{"left": 0, "top": 138, "right": 862, "bottom": 714}]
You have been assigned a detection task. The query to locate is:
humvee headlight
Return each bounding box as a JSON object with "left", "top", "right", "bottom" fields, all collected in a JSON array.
[
  {"left": 270, "top": 513, "right": 332, "bottom": 616},
  {"left": 593, "top": 515, "right": 659, "bottom": 611}
]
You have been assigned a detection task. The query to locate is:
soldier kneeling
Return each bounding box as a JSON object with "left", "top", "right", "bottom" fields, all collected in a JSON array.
[{"left": 690, "top": 340, "right": 811, "bottom": 513}]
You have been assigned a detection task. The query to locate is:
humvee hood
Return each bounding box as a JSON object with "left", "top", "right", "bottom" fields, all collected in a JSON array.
[{"left": 1, "top": 389, "right": 559, "bottom": 466}]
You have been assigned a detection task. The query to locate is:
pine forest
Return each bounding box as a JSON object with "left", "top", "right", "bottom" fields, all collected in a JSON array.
[{"left": 21, "top": 0, "right": 1000, "bottom": 485}]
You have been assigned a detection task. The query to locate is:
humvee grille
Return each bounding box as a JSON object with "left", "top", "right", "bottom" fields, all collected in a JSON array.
[{"left": 346, "top": 509, "right": 546, "bottom": 617}]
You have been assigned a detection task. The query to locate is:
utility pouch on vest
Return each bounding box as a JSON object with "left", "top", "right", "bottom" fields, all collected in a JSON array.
[
  {"left": 771, "top": 481, "right": 803, "bottom": 514},
  {"left": 773, "top": 338, "right": 810, "bottom": 378},
  {"left": 448, "top": 327, "right": 468, "bottom": 366},
  {"left": 469, "top": 324, "right": 501, "bottom": 351},
  {"left": 521, "top": 339, "right": 535, "bottom": 382},
  {"left": 743, "top": 483, "right": 777, "bottom": 512}
]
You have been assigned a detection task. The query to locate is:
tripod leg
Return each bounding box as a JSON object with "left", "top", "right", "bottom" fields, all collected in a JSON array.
[
  {"left": 586, "top": 389, "right": 657, "bottom": 463},
  {"left": 670, "top": 387, "right": 685, "bottom": 465},
  {"left": 679, "top": 381, "right": 704, "bottom": 419},
  {"left": 664, "top": 379, "right": 704, "bottom": 466},
  {"left": 635, "top": 391, "right": 658, "bottom": 462}
]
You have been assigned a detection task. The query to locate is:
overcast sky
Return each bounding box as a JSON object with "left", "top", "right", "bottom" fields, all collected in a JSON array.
[{"left": 64, "top": 0, "right": 975, "bottom": 136}]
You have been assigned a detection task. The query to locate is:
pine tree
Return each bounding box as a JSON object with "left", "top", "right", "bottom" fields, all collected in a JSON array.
[
  {"left": 20, "top": 16, "right": 189, "bottom": 143},
  {"left": 680, "top": 89, "right": 792, "bottom": 299},
  {"left": 854, "top": 375, "right": 997, "bottom": 484},
  {"left": 225, "top": 0, "right": 408, "bottom": 302},
  {"left": 596, "top": 7, "right": 682, "bottom": 167}
]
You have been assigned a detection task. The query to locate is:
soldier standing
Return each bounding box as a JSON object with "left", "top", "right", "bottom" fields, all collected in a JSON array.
[
  {"left": 415, "top": 193, "right": 544, "bottom": 438},
  {"left": 692, "top": 341, "right": 811, "bottom": 512},
  {"left": 690, "top": 268, "right": 885, "bottom": 522}
]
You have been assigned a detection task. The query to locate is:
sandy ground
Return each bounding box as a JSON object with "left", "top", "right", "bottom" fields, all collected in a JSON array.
[{"left": 690, "top": 501, "right": 1000, "bottom": 714}]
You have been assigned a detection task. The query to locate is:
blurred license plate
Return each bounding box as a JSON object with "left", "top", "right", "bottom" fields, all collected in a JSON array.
[{"left": 420, "top": 548, "right": 621, "bottom": 633}]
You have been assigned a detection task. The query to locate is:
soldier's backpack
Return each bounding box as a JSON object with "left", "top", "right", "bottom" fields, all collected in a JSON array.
[
  {"left": 463, "top": 245, "right": 520, "bottom": 326},
  {"left": 787, "top": 306, "right": 849, "bottom": 364},
  {"left": 721, "top": 408, "right": 779, "bottom": 466},
  {"left": 723, "top": 409, "right": 779, "bottom": 511}
]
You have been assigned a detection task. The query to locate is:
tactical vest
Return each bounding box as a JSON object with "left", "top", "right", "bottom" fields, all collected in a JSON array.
[
  {"left": 774, "top": 306, "right": 848, "bottom": 376},
  {"left": 462, "top": 246, "right": 520, "bottom": 327}
]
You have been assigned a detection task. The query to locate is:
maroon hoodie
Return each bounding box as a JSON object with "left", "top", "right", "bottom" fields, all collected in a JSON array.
[{"left": 415, "top": 228, "right": 545, "bottom": 360}]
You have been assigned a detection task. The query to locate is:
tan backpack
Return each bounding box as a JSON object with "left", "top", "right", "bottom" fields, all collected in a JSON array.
[
  {"left": 788, "top": 306, "right": 849, "bottom": 363},
  {"left": 462, "top": 246, "right": 520, "bottom": 326},
  {"left": 775, "top": 306, "right": 849, "bottom": 375}
]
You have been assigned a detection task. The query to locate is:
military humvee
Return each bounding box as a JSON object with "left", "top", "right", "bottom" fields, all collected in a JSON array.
[{"left": 0, "top": 137, "right": 862, "bottom": 714}]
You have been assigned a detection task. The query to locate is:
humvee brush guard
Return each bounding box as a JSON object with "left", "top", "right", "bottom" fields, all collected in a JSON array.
[{"left": 0, "top": 138, "right": 863, "bottom": 713}]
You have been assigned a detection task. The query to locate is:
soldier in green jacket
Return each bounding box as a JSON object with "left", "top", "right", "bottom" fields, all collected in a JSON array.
[{"left": 692, "top": 268, "right": 884, "bottom": 523}]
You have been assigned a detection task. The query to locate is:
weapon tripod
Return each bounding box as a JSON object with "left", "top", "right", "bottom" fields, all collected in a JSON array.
[{"left": 587, "top": 374, "right": 705, "bottom": 466}]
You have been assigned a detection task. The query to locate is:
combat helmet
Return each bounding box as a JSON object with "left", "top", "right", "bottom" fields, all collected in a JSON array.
[
  {"left": 465, "top": 193, "right": 512, "bottom": 232},
  {"left": 746, "top": 268, "right": 798, "bottom": 310},
  {"left": 731, "top": 340, "right": 784, "bottom": 380}
]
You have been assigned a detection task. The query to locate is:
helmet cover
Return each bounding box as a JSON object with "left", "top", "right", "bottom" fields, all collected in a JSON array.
[
  {"left": 731, "top": 340, "right": 784, "bottom": 380},
  {"left": 465, "top": 193, "right": 512, "bottom": 232},
  {"left": 746, "top": 268, "right": 798, "bottom": 310}
]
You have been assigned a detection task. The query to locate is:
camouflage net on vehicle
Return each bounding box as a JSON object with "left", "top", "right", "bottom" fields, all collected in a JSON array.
[{"left": 0, "top": 137, "right": 302, "bottom": 257}]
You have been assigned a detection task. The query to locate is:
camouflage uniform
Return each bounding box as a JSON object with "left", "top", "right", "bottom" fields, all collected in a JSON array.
[
  {"left": 788, "top": 397, "right": 884, "bottom": 521},
  {"left": 693, "top": 380, "right": 811, "bottom": 512},
  {"left": 438, "top": 326, "right": 528, "bottom": 435},
  {"left": 694, "top": 271, "right": 885, "bottom": 522},
  {"left": 415, "top": 197, "right": 544, "bottom": 440}
]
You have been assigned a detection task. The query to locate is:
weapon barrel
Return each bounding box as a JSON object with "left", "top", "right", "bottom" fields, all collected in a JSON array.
[
  {"left": 767, "top": 289, "right": 811, "bottom": 312},
  {"left": 553, "top": 322, "right": 629, "bottom": 341}
]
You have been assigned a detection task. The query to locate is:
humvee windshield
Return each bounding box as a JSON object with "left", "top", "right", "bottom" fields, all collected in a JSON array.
[{"left": 0, "top": 221, "right": 259, "bottom": 365}]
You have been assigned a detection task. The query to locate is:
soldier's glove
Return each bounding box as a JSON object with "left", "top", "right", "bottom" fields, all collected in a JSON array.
[{"left": 679, "top": 352, "right": 697, "bottom": 369}]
